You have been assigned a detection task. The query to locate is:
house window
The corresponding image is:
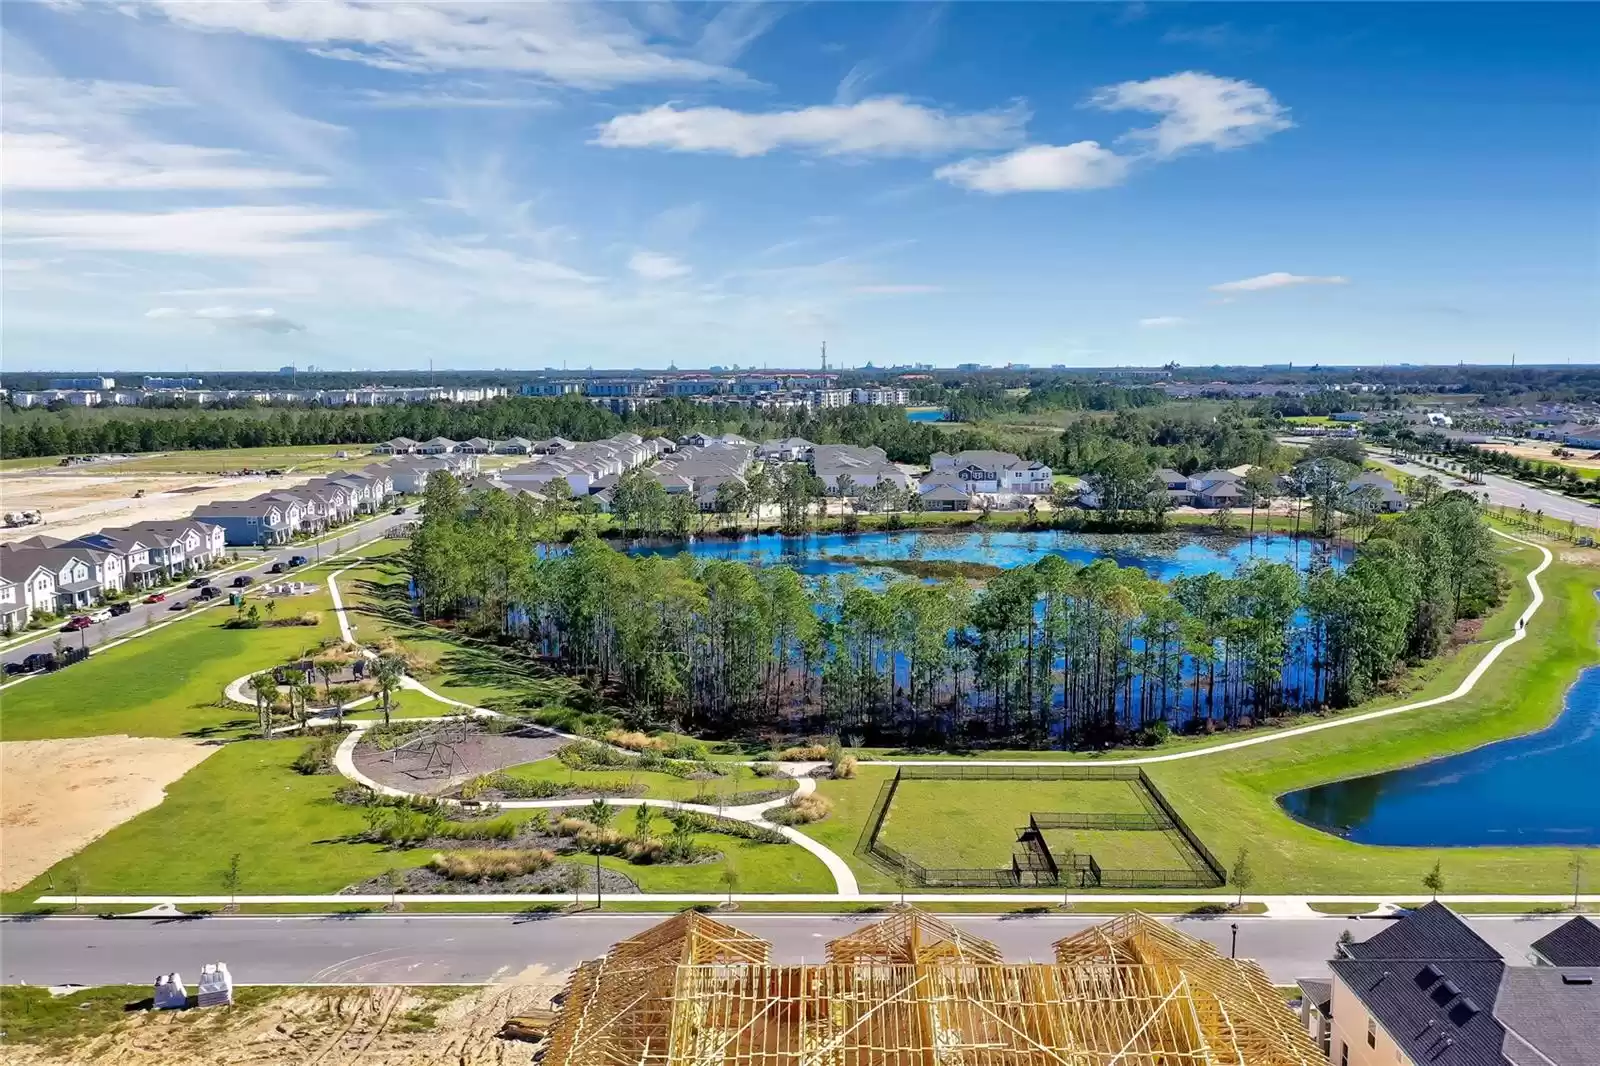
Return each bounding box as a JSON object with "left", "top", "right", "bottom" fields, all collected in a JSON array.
[
  {"left": 1339, "top": 1042, "right": 1348, "bottom": 1066},
  {"left": 1367, "top": 1018, "right": 1376, "bottom": 1049}
]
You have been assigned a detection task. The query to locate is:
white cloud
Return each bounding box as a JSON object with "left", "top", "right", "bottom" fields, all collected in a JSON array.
[
  {"left": 1, "top": 73, "right": 324, "bottom": 191},
  {"left": 146, "top": 305, "right": 306, "bottom": 333},
  {"left": 349, "top": 88, "right": 552, "bottom": 110},
  {"left": 935, "top": 141, "right": 1130, "bottom": 192},
  {"left": 629, "top": 250, "right": 691, "bottom": 281},
  {"left": 2, "top": 131, "right": 323, "bottom": 191},
  {"left": 853, "top": 284, "right": 944, "bottom": 295},
  {"left": 3, "top": 206, "right": 384, "bottom": 257},
  {"left": 1211, "top": 272, "right": 1349, "bottom": 293},
  {"left": 1089, "top": 71, "right": 1291, "bottom": 157},
  {"left": 139, "top": 0, "right": 747, "bottom": 88},
  {"left": 1139, "top": 315, "right": 1187, "bottom": 328},
  {"left": 595, "top": 96, "right": 1026, "bottom": 157}
]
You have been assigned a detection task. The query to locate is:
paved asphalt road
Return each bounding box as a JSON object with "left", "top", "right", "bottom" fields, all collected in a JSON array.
[
  {"left": 1365, "top": 450, "right": 1600, "bottom": 529},
  {"left": 0, "top": 510, "right": 412, "bottom": 671},
  {"left": 0, "top": 913, "right": 1570, "bottom": 987}
]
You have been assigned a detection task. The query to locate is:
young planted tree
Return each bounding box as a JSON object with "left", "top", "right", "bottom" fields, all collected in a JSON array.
[
  {"left": 586, "top": 798, "right": 615, "bottom": 829},
  {"left": 247, "top": 672, "right": 278, "bottom": 739},
  {"left": 373, "top": 655, "right": 404, "bottom": 726},
  {"left": 1231, "top": 847, "right": 1255, "bottom": 909},
  {"left": 632, "top": 802, "right": 652, "bottom": 841},
  {"left": 220, "top": 852, "right": 243, "bottom": 911},
  {"left": 1422, "top": 859, "right": 1446, "bottom": 901}
]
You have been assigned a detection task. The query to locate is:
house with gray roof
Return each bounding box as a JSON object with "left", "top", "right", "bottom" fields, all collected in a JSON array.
[
  {"left": 1320, "top": 902, "right": 1600, "bottom": 1066},
  {"left": 192, "top": 496, "right": 300, "bottom": 546}
]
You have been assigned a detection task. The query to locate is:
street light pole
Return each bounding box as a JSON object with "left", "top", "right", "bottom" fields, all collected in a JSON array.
[
  {"left": 1230, "top": 923, "right": 1239, "bottom": 959},
  {"left": 595, "top": 853, "right": 602, "bottom": 910}
]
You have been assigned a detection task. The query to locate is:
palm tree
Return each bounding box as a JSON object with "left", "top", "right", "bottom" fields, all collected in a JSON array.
[
  {"left": 247, "top": 672, "right": 277, "bottom": 739},
  {"left": 373, "top": 655, "right": 404, "bottom": 726}
]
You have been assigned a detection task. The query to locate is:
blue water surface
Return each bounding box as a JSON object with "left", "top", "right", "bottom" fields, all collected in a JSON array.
[
  {"left": 906, "top": 409, "right": 948, "bottom": 422},
  {"left": 1278, "top": 665, "right": 1600, "bottom": 848},
  {"left": 630, "top": 529, "right": 1332, "bottom": 583}
]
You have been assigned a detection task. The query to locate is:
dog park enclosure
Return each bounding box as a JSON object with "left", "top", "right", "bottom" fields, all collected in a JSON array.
[{"left": 857, "top": 765, "right": 1226, "bottom": 889}]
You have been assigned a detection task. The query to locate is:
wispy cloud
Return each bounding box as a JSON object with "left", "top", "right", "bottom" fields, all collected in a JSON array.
[
  {"left": 1160, "top": 24, "right": 1277, "bottom": 52},
  {"left": 595, "top": 96, "right": 1027, "bottom": 157},
  {"left": 629, "top": 250, "right": 691, "bottom": 281},
  {"left": 1090, "top": 71, "right": 1291, "bottom": 157},
  {"left": 136, "top": 0, "right": 754, "bottom": 88},
  {"left": 145, "top": 305, "right": 306, "bottom": 333},
  {"left": 1, "top": 73, "right": 323, "bottom": 191},
  {"left": 348, "top": 88, "right": 553, "bottom": 110},
  {"left": 4, "top": 206, "right": 385, "bottom": 257},
  {"left": 936, "top": 141, "right": 1129, "bottom": 193},
  {"left": 1211, "top": 272, "right": 1349, "bottom": 293},
  {"left": 1139, "top": 315, "right": 1187, "bottom": 328}
]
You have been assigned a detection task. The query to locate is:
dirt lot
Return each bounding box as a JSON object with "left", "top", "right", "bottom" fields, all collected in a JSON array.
[
  {"left": 0, "top": 472, "right": 314, "bottom": 545},
  {"left": 1479, "top": 441, "right": 1600, "bottom": 473},
  {"left": 0, "top": 735, "right": 217, "bottom": 891},
  {"left": 353, "top": 729, "right": 564, "bottom": 797},
  {"left": 5, "top": 980, "right": 567, "bottom": 1066}
]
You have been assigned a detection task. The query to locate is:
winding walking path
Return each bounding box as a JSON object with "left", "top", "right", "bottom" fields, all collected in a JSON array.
[{"left": 196, "top": 529, "right": 1555, "bottom": 904}]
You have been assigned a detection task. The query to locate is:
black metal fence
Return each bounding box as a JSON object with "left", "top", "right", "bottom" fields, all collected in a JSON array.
[{"left": 856, "top": 764, "right": 1226, "bottom": 890}]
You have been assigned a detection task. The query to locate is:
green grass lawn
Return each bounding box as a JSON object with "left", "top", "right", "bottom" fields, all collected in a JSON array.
[
  {"left": 2, "top": 738, "right": 829, "bottom": 911},
  {"left": 1144, "top": 558, "right": 1600, "bottom": 894},
  {"left": 496, "top": 759, "right": 792, "bottom": 802},
  {"left": 0, "top": 591, "right": 340, "bottom": 741},
  {"left": 876, "top": 778, "right": 1152, "bottom": 869},
  {"left": 94, "top": 445, "right": 377, "bottom": 476}
]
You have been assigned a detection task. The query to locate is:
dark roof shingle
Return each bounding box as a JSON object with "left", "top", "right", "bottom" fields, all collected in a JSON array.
[{"left": 1531, "top": 917, "right": 1600, "bottom": 968}]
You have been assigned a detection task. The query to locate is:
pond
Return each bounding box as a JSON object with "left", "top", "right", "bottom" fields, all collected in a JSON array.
[
  {"left": 906, "top": 408, "right": 948, "bottom": 423},
  {"left": 1278, "top": 663, "right": 1600, "bottom": 848},
  {"left": 630, "top": 529, "right": 1337, "bottom": 583}
]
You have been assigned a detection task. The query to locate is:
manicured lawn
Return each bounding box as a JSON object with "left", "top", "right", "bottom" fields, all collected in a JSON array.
[
  {"left": 1145, "top": 559, "right": 1600, "bottom": 894},
  {"left": 799, "top": 766, "right": 900, "bottom": 892},
  {"left": 876, "top": 779, "right": 1152, "bottom": 869},
  {"left": 0, "top": 592, "right": 340, "bottom": 741},
  {"left": 1038, "top": 827, "right": 1198, "bottom": 872},
  {"left": 2, "top": 739, "right": 828, "bottom": 911},
  {"left": 497, "top": 759, "right": 792, "bottom": 802}
]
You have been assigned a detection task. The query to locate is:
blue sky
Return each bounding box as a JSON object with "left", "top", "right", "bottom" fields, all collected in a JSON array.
[{"left": 3, "top": 1, "right": 1595, "bottom": 372}]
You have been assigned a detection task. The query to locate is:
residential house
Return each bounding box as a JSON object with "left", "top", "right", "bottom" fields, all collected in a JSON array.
[
  {"left": 531, "top": 436, "right": 575, "bottom": 454},
  {"left": 1187, "top": 469, "right": 1244, "bottom": 509},
  {"left": 456, "top": 437, "right": 497, "bottom": 454},
  {"left": 812, "top": 444, "right": 913, "bottom": 494},
  {"left": 125, "top": 520, "right": 226, "bottom": 571},
  {"left": 0, "top": 557, "right": 55, "bottom": 631},
  {"left": 918, "top": 482, "right": 973, "bottom": 512},
  {"left": 1295, "top": 977, "right": 1332, "bottom": 1059},
  {"left": 0, "top": 545, "right": 107, "bottom": 611},
  {"left": 70, "top": 529, "right": 164, "bottom": 589},
  {"left": 1152, "top": 468, "right": 1195, "bottom": 506},
  {"left": 386, "top": 458, "right": 459, "bottom": 494},
  {"left": 192, "top": 497, "right": 300, "bottom": 546},
  {"left": 355, "top": 466, "right": 397, "bottom": 502},
  {"left": 498, "top": 436, "right": 534, "bottom": 454},
  {"left": 415, "top": 436, "right": 457, "bottom": 455},
  {"left": 1531, "top": 917, "right": 1600, "bottom": 967},
  {"left": 374, "top": 436, "right": 418, "bottom": 454},
  {"left": 1347, "top": 471, "right": 1409, "bottom": 513},
  {"left": 929, "top": 450, "right": 1053, "bottom": 495},
  {"left": 757, "top": 437, "right": 816, "bottom": 462},
  {"left": 1319, "top": 901, "right": 1600, "bottom": 1066}
]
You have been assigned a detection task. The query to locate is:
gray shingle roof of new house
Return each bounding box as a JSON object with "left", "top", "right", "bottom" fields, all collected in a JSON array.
[{"left": 1532, "top": 917, "right": 1600, "bottom": 967}]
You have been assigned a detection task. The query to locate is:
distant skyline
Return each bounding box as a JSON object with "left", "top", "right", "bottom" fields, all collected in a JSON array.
[{"left": 3, "top": 2, "right": 1596, "bottom": 371}]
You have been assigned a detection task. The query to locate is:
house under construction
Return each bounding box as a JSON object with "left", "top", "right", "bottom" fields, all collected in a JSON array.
[{"left": 541, "top": 907, "right": 1321, "bottom": 1066}]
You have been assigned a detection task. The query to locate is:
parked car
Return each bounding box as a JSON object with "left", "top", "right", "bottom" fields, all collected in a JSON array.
[
  {"left": 188, "top": 576, "right": 208, "bottom": 588},
  {"left": 110, "top": 601, "right": 133, "bottom": 615},
  {"left": 63, "top": 616, "right": 92, "bottom": 631},
  {"left": 89, "top": 609, "right": 112, "bottom": 623},
  {"left": 19, "top": 652, "right": 54, "bottom": 673},
  {"left": 231, "top": 575, "right": 253, "bottom": 588},
  {"left": 393, "top": 506, "right": 406, "bottom": 515},
  {"left": 289, "top": 555, "right": 309, "bottom": 567},
  {"left": 198, "top": 586, "right": 221, "bottom": 600},
  {"left": 269, "top": 562, "right": 285, "bottom": 574},
  {"left": 169, "top": 599, "right": 191, "bottom": 611},
  {"left": 142, "top": 592, "right": 166, "bottom": 604}
]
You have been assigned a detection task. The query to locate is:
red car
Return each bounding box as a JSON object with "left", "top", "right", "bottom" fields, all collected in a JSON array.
[
  {"left": 62, "top": 615, "right": 92, "bottom": 631},
  {"left": 143, "top": 592, "right": 167, "bottom": 604}
]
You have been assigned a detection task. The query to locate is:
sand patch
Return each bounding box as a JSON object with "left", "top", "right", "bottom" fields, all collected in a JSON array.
[
  {"left": 0, "top": 472, "right": 319, "bottom": 545},
  {"left": 0, "top": 735, "right": 217, "bottom": 890},
  {"left": 4, "top": 984, "right": 565, "bottom": 1065}
]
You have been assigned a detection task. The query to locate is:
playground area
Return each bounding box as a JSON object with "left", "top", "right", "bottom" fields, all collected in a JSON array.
[{"left": 350, "top": 721, "right": 564, "bottom": 796}]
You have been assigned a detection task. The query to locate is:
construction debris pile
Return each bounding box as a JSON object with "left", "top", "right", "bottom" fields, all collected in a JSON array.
[{"left": 542, "top": 907, "right": 1321, "bottom": 1066}]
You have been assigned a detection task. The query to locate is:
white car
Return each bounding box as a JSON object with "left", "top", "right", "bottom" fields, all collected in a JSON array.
[{"left": 89, "top": 609, "right": 112, "bottom": 623}]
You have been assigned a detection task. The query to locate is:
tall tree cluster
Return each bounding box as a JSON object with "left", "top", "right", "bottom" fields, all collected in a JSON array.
[{"left": 410, "top": 475, "right": 1503, "bottom": 748}]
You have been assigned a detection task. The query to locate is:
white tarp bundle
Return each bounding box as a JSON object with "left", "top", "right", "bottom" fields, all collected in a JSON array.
[
  {"left": 153, "top": 972, "right": 187, "bottom": 1010},
  {"left": 196, "top": 962, "right": 233, "bottom": 1008}
]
